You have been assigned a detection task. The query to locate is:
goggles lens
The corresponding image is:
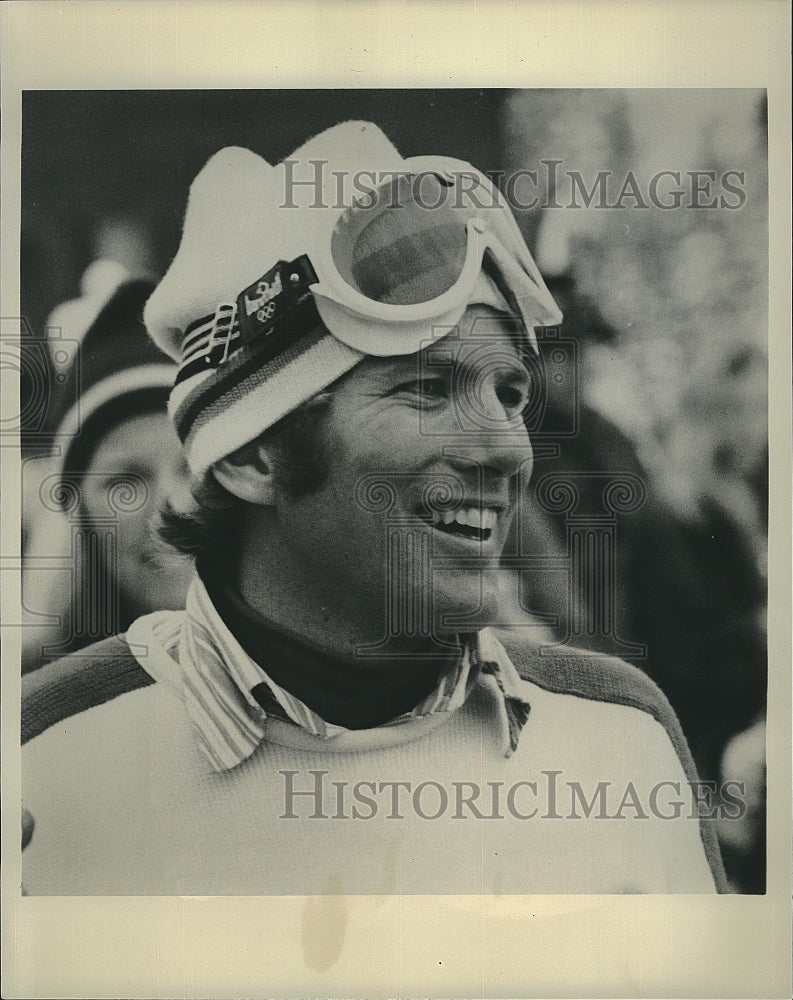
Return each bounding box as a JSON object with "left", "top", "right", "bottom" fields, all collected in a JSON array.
[{"left": 332, "top": 172, "right": 471, "bottom": 306}]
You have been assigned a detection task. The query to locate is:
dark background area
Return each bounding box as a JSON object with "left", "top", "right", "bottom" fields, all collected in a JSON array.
[{"left": 21, "top": 89, "right": 508, "bottom": 348}]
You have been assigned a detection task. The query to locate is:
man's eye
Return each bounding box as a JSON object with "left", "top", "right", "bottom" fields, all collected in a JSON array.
[
  {"left": 497, "top": 384, "right": 531, "bottom": 414},
  {"left": 98, "top": 472, "right": 151, "bottom": 503},
  {"left": 395, "top": 378, "right": 448, "bottom": 401}
]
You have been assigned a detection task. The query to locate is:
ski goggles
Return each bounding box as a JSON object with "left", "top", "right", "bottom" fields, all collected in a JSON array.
[
  {"left": 241, "top": 156, "right": 558, "bottom": 347},
  {"left": 180, "top": 156, "right": 562, "bottom": 383}
]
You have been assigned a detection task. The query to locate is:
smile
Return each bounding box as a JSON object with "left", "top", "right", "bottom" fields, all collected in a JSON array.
[{"left": 417, "top": 505, "right": 499, "bottom": 542}]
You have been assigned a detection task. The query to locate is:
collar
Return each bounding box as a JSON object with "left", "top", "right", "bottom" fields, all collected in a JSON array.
[
  {"left": 198, "top": 554, "right": 464, "bottom": 729},
  {"left": 127, "top": 574, "right": 532, "bottom": 772}
]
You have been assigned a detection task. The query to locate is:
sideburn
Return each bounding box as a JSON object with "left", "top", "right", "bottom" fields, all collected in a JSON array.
[{"left": 267, "top": 394, "right": 333, "bottom": 499}]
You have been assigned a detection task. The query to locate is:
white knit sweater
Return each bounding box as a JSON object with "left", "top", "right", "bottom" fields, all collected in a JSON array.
[{"left": 23, "top": 624, "right": 717, "bottom": 895}]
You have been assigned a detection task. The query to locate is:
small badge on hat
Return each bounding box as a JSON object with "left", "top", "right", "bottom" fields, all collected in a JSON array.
[{"left": 236, "top": 255, "right": 318, "bottom": 345}]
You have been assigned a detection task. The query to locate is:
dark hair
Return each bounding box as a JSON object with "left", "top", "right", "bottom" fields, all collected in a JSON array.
[{"left": 157, "top": 392, "right": 334, "bottom": 559}]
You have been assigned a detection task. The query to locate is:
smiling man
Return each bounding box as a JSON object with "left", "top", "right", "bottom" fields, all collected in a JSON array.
[
  {"left": 218, "top": 306, "right": 533, "bottom": 657},
  {"left": 22, "top": 122, "right": 727, "bottom": 894}
]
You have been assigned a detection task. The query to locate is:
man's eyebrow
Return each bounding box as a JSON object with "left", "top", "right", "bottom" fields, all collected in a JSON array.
[
  {"left": 92, "top": 458, "right": 152, "bottom": 477},
  {"left": 426, "top": 346, "right": 531, "bottom": 380}
]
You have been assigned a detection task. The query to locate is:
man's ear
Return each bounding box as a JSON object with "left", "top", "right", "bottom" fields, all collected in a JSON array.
[{"left": 212, "top": 442, "right": 277, "bottom": 505}]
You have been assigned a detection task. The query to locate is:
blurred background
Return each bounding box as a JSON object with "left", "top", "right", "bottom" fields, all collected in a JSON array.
[{"left": 18, "top": 88, "right": 767, "bottom": 891}]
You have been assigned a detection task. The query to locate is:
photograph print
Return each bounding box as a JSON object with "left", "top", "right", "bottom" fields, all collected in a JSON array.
[{"left": 18, "top": 88, "right": 768, "bottom": 896}]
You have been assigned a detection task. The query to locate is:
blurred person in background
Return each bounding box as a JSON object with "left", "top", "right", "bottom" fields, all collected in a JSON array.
[
  {"left": 21, "top": 274, "right": 193, "bottom": 674},
  {"left": 520, "top": 275, "right": 767, "bottom": 793},
  {"left": 715, "top": 712, "right": 766, "bottom": 893},
  {"left": 502, "top": 89, "right": 768, "bottom": 892}
]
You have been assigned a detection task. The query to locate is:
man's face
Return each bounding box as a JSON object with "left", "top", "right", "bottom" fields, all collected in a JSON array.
[{"left": 272, "top": 305, "right": 535, "bottom": 643}]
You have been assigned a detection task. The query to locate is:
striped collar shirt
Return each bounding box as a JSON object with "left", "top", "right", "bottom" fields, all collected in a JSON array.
[{"left": 131, "top": 575, "right": 532, "bottom": 772}]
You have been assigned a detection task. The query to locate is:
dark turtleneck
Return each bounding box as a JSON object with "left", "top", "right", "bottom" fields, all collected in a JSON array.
[{"left": 198, "top": 556, "right": 462, "bottom": 730}]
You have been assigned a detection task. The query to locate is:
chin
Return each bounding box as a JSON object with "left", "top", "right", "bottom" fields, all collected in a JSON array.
[{"left": 429, "top": 568, "right": 505, "bottom": 634}]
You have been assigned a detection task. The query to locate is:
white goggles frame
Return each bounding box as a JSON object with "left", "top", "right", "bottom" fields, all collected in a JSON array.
[{"left": 298, "top": 155, "right": 562, "bottom": 357}]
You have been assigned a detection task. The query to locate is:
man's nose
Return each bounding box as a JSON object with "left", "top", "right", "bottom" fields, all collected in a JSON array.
[{"left": 457, "top": 381, "right": 534, "bottom": 479}]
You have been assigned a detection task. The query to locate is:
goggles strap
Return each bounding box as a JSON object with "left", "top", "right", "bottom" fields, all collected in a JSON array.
[{"left": 481, "top": 249, "right": 528, "bottom": 327}]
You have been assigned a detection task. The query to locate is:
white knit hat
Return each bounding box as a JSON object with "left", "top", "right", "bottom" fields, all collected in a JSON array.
[
  {"left": 145, "top": 121, "right": 557, "bottom": 478},
  {"left": 49, "top": 274, "right": 176, "bottom": 491}
]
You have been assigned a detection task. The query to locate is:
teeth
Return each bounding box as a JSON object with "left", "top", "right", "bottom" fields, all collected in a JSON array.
[{"left": 431, "top": 506, "right": 499, "bottom": 530}]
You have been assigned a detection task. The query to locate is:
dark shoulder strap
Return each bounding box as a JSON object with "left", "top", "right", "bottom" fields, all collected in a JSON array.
[
  {"left": 494, "top": 629, "right": 730, "bottom": 893},
  {"left": 22, "top": 634, "right": 154, "bottom": 745}
]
